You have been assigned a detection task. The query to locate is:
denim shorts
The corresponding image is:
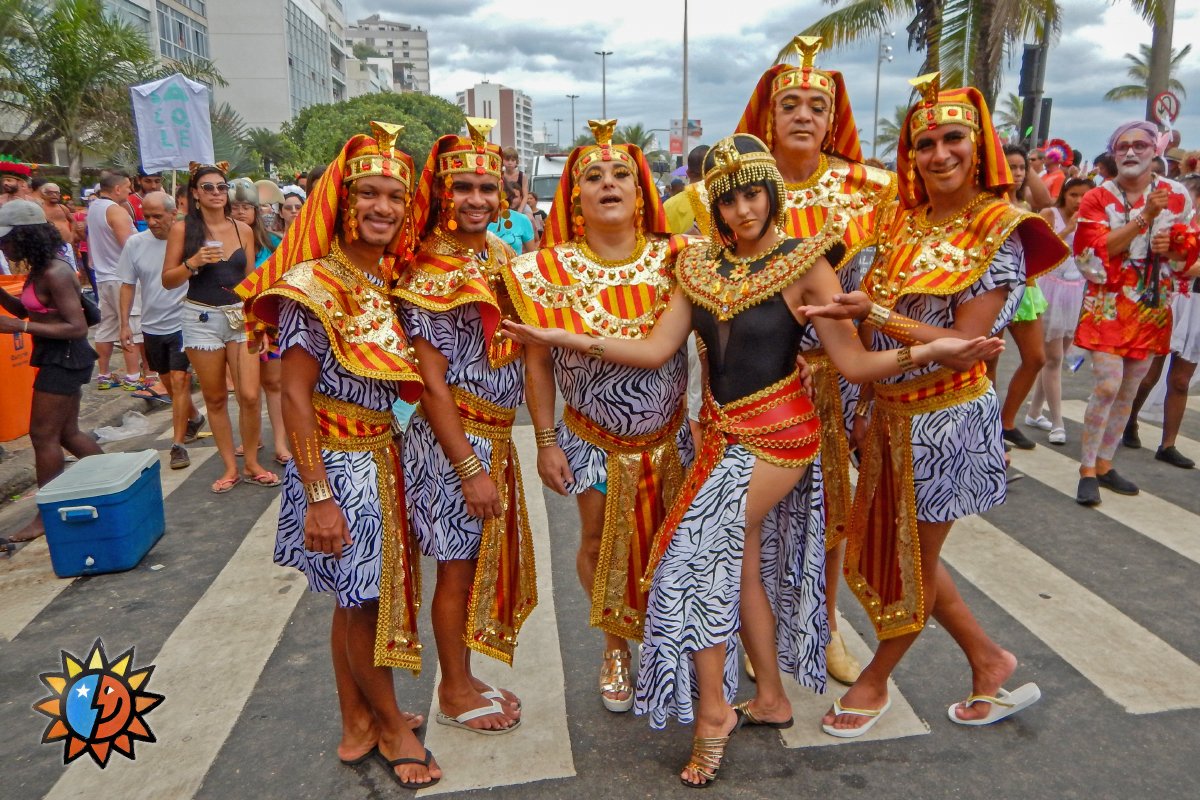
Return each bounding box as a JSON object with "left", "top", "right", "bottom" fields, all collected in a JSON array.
[{"left": 180, "top": 300, "right": 246, "bottom": 351}]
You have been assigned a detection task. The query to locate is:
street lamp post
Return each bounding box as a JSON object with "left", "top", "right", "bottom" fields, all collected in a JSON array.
[
  {"left": 566, "top": 94, "right": 579, "bottom": 144},
  {"left": 553, "top": 117, "right": 563, "bottom": 149},
  {"left": 595, "top": 50, "right": 613, "bottom": 118},
  {"left": 872, "top": 31, "right": 895, "bottom": 160}
]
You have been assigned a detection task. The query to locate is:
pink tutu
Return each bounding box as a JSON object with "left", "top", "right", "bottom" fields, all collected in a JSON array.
[{"left": 1039, "top": 268, "right": 1086, "bottom": 340}]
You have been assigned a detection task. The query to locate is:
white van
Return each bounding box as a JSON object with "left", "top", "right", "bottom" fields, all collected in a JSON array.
[{"left": 529, "top": 153, "right": 570, "bottom": 215}]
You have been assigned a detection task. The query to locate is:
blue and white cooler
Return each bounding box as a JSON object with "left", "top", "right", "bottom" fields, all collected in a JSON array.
[{"left": 36, "top": 450, "right": 165, "bottom": 578}]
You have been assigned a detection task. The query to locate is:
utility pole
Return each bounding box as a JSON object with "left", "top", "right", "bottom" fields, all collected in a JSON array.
[
  {"left": 872, "top": 31, "right": 894, "bottom": 160},
  {"left": 595, "top": 50, "right": 613, "bottom": 118},
  {"left": 553, "top": 117, "right": 563, "bottom": 149},
  {"left": 681, "top": 0, "right": 688, "bottom": 170},
  {"left": 566, "top": 94, "right": 579, "bottom": 143}
]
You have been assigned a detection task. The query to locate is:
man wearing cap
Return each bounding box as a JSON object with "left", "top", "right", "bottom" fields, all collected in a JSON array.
[
  {"left": 237, "top": 123, "right": 438, "bottom": 788},
  {"left": 0, "top": 155, "right": 33, "bottom": 207},
  {"left": 394, "top": 117, "right": 535, "bottom": 735},
  {"left": 118, "top": 191, "right": 204, "bottom": 469}
]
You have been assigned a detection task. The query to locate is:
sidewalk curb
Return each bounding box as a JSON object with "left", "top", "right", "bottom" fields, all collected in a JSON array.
[{"left": 0, "top": 389, "right": 166, "bottom": 504}]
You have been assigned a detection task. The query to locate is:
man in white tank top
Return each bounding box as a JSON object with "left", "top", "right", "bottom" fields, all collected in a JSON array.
[{"left": 86, "top": 171, "right": 142, "bottom": 389}]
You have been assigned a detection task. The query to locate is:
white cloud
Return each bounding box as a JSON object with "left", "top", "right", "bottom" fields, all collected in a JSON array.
[{"left": 348, "top": 1, "right": 1199, "bottom": 164}]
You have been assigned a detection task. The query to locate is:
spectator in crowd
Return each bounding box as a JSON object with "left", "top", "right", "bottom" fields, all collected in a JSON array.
[
  {"left": 162, "top": 163, "right": 279, "bottom": 494},
  {"left": 0, "top": 200, "right": 102, "bottom": 546},
  {"left": 0, "top": 155, "right": 33, "bottom": 206},
  {"left": 306, "top": 165, "right": 327, "bottom": 188},
  {"left": 295, "top": 173, "right": 308, "bottom": 192},
  {"left": 174, "top": 184, "right": 189, "bottom": 218},
  {"left": 229, "top": 177, "right": 290, "bottom": 465},
  {"left": 501, "top": 146, "right": 528, "bottom": 199},
  {"left": 662, "top": 144, "right": 712, "bottom": 236},
  {"left": 487, "top": 180, "right": 537, "bottom": 254},
  {"left": 527, "top": 191, "right": 546, "bottom": 242},
  {"left": 33, "top": 180, "right": 76, "bottom": 255},
  {"left": 87, "top": 170, "right": 145, "bottom": 390},
  {"left": 1094, "top": 152, "right": 1118, "bottom": 183},
  {"left": 280, "top": 186, "right": 305, "bottom": 233},
  {"left": 1029, "top": 148, "right": 1046, "bottom": 176},
  {"left": 669, "top": 177, "right": 685, "bottom": 196},
  {"left": 117, "top": 191, "right": 205, "bottom": 469},
  {"left": 256, "top": 179, "right": 285, "bottom": 234}
]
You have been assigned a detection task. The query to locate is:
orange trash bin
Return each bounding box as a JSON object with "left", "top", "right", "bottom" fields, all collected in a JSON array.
[{"left": 0, "top": 274, "right": 37, "bottom": 441}]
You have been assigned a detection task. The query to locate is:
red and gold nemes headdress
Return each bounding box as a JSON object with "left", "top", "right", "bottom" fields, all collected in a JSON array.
[
  {"left": 345, "top": 121, "right": 414, "bottom": 190},
  {"left": 570, "top": 119, "right": 636, "bottom": 182},
  {"left": 907, "top": 73, "right": 980, "bottom": 137},
  {"left": 435, "top": 117, "right": 503, "bottom": 179}
]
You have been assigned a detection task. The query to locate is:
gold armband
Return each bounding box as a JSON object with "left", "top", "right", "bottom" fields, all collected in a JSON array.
[
  {"left": 535, "top": 428, "right": 557, "bottom": 449},
  {"left": 453, "top": 453, "right": 485, "bottom": 482},
  {"left": 897, "top": 346, "right": 916, "bottom": 372},
  {"left": 866, "top": 302, "right": 891, "bottom": 329},
  {"left": 854, "top": 401, "right": 873, "bottom": 418},
  {"left": 304, "top": 478, "right": 334, "bottom": 504}
]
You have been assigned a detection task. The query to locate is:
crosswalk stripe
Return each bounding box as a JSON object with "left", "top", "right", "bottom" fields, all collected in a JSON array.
[
  {"left": 942, "top": 513, "right": 1200, "bottom": 714},
  {"left": 1062, "top": 397, "right": 1200, "bottom": 454},
  {"left": 1006, "top": 432, "right": 1200, "bottom": 568},
  {"left": 418, "top": 426, "right": 576, "bottom": 796},
  {"left": 43, "top": 497, "right": 301, "bottom": 800},
  {"left": 0, "top": 447, "right": 217, "bottom": 642},
  {"left": 779, "top": 611, "right": 929, "bottom": 747}
]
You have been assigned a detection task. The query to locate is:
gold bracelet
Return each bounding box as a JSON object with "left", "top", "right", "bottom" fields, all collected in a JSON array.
[
  {"left": 535, "top": 427, "right": 557, "bottom": 448},
  {"left": 304, "top": 478, "right": 334, "bottom": 504},
  {"left": 897, "top": 346, "right": 916, "bottom": 372},
  {"left": 867, "top": 302, "right": 891, "bottom": 329},
  {"left": 586, "top": 342, "right": 605, "bottom": 360},
  {"left": 453, "top": 453, "right": 485, "bottom": 482},
  {"left": 854, "top": 402, "right": 872, "bottom": 418}
]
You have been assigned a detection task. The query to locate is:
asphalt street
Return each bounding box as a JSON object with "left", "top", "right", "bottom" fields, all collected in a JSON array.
[{"left": 2, "top": 348, "right": 1198, "bottom": 800}]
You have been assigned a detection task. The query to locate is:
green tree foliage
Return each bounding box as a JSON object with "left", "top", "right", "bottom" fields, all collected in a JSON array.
[
  {"left": 0, "top": 0, "right": 224, "bottom": 183},
  {"left": 1103, "top": 43, "right": 1191, "bottom": 103},
  {"left": 244, "top": 127, "right": 298, "bottom": 173},
  {"left": 795, "top": 0, "right": 1060, "bottom": 108},
  {"left": 614, "top": 123, "right": 655, "bottom": 150},
  {"left": 995, "top": 92, "right": 1024, "bottom": 132},
  {"left": 874, "top": 104, "right": 910, "bottom": 158},
  {"left": 283, "top": 93, "right": 464, "bottom": 171},
  {"left": 352, "top": 42, "right": 385, "bottom": 60}
]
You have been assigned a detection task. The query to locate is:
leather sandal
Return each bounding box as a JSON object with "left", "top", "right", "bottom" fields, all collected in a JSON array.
[
  {"left": 826, "top": 630, "right": 863, "bottom": 685},
  {"left": 600, "top": 649, "right": 634, "bottom": 712}
]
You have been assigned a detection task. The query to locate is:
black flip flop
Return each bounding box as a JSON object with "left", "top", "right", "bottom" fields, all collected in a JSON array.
[
  {"left": 339, "top": 744, "right": 377, "bottom": 766},
  {"left": 375, "top": 747, "right": 440, "bottom": 791}
]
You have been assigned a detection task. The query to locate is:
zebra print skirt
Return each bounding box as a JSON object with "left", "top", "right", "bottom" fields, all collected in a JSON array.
[{"left": 633, "top": 446, "right": 829, "bottom": 729}]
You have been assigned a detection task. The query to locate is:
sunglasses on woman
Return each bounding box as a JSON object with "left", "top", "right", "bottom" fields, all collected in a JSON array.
[{"left": 198, "top": 182, "right": 230, "bottom": 193}]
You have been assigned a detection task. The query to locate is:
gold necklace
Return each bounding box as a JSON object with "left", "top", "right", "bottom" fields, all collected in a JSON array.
[
  {"left": 327, "top": 238, "right": 385, "bottom": 287},
  {"left": 911, "top": 192, "right": 994, "bottom": 232},
  {"left": 782, "top": 154, "right": 829, "bottom": 190},
  {"left": 722, "top": 230, "right": 786, "bottom": 269},
  {"left": 577, "top": 232, "right": 647, "bottom": 267}
]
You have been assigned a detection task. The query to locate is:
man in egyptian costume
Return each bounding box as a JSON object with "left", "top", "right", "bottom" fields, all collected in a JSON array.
[
  {"left": 735, "top": 35, "right": 897, "bottom": 684},
  {"left": 503, "top": 119, "right": 693, "bottom": 713},
  {"left": 237, "top": 123, "right": 440, "bottom": 788},
  {"left": 395, "top": 117, "right": 536, "bottom": 735}
]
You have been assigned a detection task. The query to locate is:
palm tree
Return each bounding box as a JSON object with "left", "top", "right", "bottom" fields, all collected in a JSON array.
[
  {"left": 1103, "top": 43, "right": 1191, "bottom": 103},
  {"left": 243, "top": 128, "right": 297, "bottom": 174},
  {"left": 874, "top": 104, "right": 909, "bottom": 159},
  {"left": 795, "top": 0, "right": 1060, "bottom": 108},
  {"left": 614, "top": 123, "right": 655, "bottom": 151},
  {"left": 0, "top": 0, "right": 224, "bottom": 184},
  {"left": 995, "top": 93, "right": 1024, "bottom": 131}
]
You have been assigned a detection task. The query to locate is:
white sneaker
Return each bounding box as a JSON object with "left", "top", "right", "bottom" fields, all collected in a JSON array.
[
  {"left": 1048, "top": 427, "right": 1067, "bottom": 445},
  {"left": 1024, "top": 414, "right": 1053, "bottom": 431}
]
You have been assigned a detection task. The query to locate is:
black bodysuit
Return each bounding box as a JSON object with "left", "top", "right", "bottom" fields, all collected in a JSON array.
[{"left": 690, "top": 240, "right": 807, "bottom": 406}]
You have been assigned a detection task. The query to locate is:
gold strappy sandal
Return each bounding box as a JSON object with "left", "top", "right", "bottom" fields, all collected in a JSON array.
[
  {"left": 680, "top": 731, "right": 734, "bottom": 789},
  {"left": 599, "top": 649, "right": 633, "bottom": 713}
]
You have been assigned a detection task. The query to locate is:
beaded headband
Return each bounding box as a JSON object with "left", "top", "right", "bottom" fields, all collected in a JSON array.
[
  {"left": 571, "top": 119, "right": 637, "bottom": 181},
  {"left": 703, "top": 134, "right": 786, "bottom": 212},
  {"left": 771, "top": 36, "right": 836, "bottom": 101},
  {"left": 435, "top": 117, "right": 503, "bottom": 178},
  {"left": 907, "top": 72, "right": 980, "bottom": 136},
  {"left": 345, "top": 121, "right": 412, "bottom": 190}
]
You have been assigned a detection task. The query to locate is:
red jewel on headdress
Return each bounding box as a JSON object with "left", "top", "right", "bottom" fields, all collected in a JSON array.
[{"left": 947, "top": 108, "right": 958, "bottom": 117}]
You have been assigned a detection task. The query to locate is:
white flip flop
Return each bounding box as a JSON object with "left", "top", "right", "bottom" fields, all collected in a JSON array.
[
  {"left": 482, "top": 684, "right": 522, "bottom": 713},
  {"left": 821, "top": 697, "right": 892, "bottom": 739},
  {"left": 435, "top": 699, "right": 521, "bottom": 735},
  {"left": 947, "top": 682, "right": 1042, "bottom": 726}
]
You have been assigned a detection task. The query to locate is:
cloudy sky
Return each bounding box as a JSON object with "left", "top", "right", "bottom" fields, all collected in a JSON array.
[{"left": 348, "top": 1, "right": 1198, "bottom": 164}]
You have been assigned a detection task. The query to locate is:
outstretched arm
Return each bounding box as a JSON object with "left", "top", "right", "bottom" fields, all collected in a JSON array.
[{"left": 501, "top": 285, "right": 694, "bottom": 370}]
